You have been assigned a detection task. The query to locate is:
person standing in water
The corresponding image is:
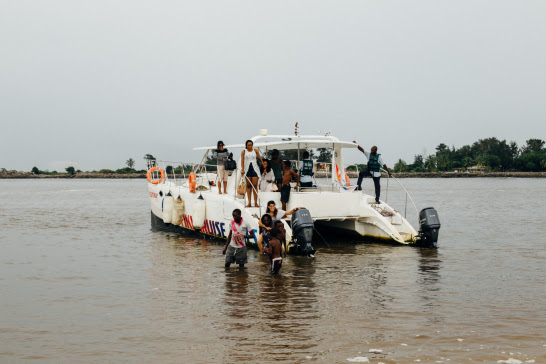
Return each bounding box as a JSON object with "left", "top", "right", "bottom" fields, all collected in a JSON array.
[
  {"left": 352, "top": 141, "right": 392, "bottom": 204},
  {"left": 223, "top": 209, "right": 255, "bottom": 269},
  {"left": 241, "top": 140, "right": 264, "bottom": 207},
  {"left": 214, "top": 140, "right": 229, "bottom": 194},
  {"left": 264, "top": 228, "right": 283, "bottom": 275}
]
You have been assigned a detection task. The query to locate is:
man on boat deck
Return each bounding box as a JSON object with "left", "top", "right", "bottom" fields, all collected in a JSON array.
[
  {"left": 270, "top": 149, "right": 283, "bottom": 191},
  {"left": 353, "top": 142, "right": 392, "bottom": 204},
  {"left": 223, "top": 209, "right": 255, "bottom": 269},
  {"left": 280, "top": 160, "right": 300, "bottom": 211}
]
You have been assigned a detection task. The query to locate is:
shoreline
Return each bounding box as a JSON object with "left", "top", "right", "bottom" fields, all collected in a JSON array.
[{"left": 1, "top": 171, "right": 545, "bottom": 179}]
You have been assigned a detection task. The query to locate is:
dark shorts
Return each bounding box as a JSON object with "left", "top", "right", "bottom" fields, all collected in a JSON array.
[
  {"left": 275, "top": 178, "right": 282, "bottom": 185},
  {"left": 280, "top": 184, "right": 291, "bottom": 202},
  {"left": 225, "top": 245, "right": 248, "bottom": 265},
  {"left": 246, "top": 164, "right": 258, "bottom": 178},
  {"left": 270, "top": 258, "right": 282, "bottom": 275},
  {"left": 300, "top": 182, "right": 313, "bottom": 188}
]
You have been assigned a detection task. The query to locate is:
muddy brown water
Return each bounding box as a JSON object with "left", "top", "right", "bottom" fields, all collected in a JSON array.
[{"left": 1, "top": 178, "right": 545, "bottom": 363}]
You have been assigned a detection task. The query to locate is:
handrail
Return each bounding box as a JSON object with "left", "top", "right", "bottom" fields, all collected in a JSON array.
[{"left": 381, "top": 168, "right": 419, "bottom": 218}]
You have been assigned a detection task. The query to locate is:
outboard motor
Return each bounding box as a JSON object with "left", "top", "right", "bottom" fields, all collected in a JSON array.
[
  {"left": 291, "top": 208, "right": 316, "bottom": 256},
  {"left": 417, "top": 207, "right": 441, "bottom": 248}
]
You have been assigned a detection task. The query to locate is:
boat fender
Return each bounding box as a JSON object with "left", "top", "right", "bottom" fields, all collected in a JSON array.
[
  {"left": 163, "top": 192, "right": 174, "bottom": 224},
  {"left": 193, "top": 194, "right": 206, "bottom": 230},
  {"left": 344, "top": 173, "right": 350, "bottom": 186},
  {"left": 147, "top": 167, "right": 164, "bottom": 184},
  {"left": 189, "top": 172, "right": 197, "bottom": 193},
  {"left": 172, "top": 196, "right": 185, "bottom": 225}
]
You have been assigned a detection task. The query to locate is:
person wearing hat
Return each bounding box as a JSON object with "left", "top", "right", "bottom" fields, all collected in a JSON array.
[{"left": 352, "top": 141, "right": 392, "bottom": 204}]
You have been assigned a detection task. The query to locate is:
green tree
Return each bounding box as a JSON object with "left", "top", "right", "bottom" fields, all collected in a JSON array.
[
  {"left": 65, "top": 166, "right": 76, "bottom": 175},
  {"left": 126, "top": 158, "right": 135, "bottom": 170},
  {"left": 521, "top": 139, "right": 545, "bottom": 154},
  {"left": 425, "top": 155, "right": 437, "bottom": 171},
  {"left": 316, "top": 148, "right": 332, "bottom": 163},
  {"left": 393, "top": 159, "right": 408, "bottom": 173},
  {"left": 31, "top": 166, "right": 40, "bottom": 174},
  {"left": 411, "top": 155, "right": 424, "bottom": 171},
  {"left": 462, "top": 157, "right": 474, "bottom": 168}
]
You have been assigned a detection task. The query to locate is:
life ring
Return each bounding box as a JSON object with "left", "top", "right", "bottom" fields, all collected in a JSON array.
[
  {"left": 147, "top": 167, "right": 165, "bottom": 184},
  {"left": 188, "top": 172, "right": 197, "bottom": 193},
  {"left": 345, "top": 173, "right": 350, "bottom": 186}
]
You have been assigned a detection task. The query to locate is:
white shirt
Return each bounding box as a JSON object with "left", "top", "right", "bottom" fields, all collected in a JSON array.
[
  {"left": 229, "top": 219, "right": 252, "bottom": 247},
  {"left": 299, "top": 160, "right": 314, "bottom": 183},
  {"left": 274, "top": 209, "right": 286, "bottom": 222},
  {"left": 260, "top": 170, "right": 275, "bottom": 191},
  {"left": 363, "top": 151, "right": 384, "bottom": 178}
]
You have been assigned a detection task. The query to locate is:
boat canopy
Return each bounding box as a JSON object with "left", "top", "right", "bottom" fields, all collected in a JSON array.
[{"left": 193, "top": 135, "right": 358, "bottom": 151}]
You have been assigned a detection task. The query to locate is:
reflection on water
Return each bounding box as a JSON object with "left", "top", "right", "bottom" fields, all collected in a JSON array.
[{"left": 1, "top": 179, "right": 545, "bottom": 363}]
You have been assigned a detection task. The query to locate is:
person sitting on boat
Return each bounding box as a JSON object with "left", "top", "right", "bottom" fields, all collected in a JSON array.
[
  {"left": 352, "top": 142, "right": 392, "bottom": 204},
  {"left": 241, "top": 140, "right": 264, "bottom": 208},
  {"left": 281, "top": 160, "right": 300, "bottom": 210},
  {"left": 269, "top": 149, "right": 283, "bottom": 191},
  {"left": 298, "top": 151, "right": 315, "bottom": 188},
  {"left": 257, "top": 213, "right": 273, "bottom": 254},
  {"left": 213, "top": 140, "right": 229, "bottom": 194},
  {"left": 264, "top": 229, "right": 283, "bottom": 275},
  {"left": 259, "top": 159, "right": 276, "bottom": 192},
  {"left": 223, "top": 209, "right": 255, "bottom": 269}
]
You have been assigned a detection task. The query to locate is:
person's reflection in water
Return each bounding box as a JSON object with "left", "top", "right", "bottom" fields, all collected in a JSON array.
[
  {"left": 223, "top": 269, "right": 250, "bottom": 319},
  {"left": 219, "top": 269, "right": 258, "bottom": 363},
  {"left": 254, "top": 257, "right": 319, "bottom": 360},
  {"left": 417, "top": 248, "right": 443, "bottom": 322}
]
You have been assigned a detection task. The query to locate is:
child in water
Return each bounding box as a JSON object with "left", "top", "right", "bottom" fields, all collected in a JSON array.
[{"left": 265, "top": 228, "right": 283, "bottom": 275}]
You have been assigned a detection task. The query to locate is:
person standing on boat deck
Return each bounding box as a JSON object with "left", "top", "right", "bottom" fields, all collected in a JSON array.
[
  {"left": 214, "top": 141, "right": 229, "bottom": 194},
  {"left": 241, "top": 140, "right": 264, "bottom": 207},
  {"left": 270, "top": 149, "right": 283, "bottom": 191},
  {"left": 352, "top": 142, "right": 392, "bottom": 203},
  {"left": 259, "top": 159, "right": 275, "bottom": 192},
  {"left": 223, "top": 209, "right": 255, "bottom": 269},
  {"left": 299, "top": 151, "right": 315, "bottom": 188},
  {"left": 281, "top": 160, "right": 300, "bottom": 210}
]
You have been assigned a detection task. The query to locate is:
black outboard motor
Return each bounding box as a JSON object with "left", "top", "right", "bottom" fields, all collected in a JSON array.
[
  {"left": 291, "top": 208, "right": 316, "bottom": 256},
  {"left": 417, "top": 207, "right": 441, "bottom": 248}
]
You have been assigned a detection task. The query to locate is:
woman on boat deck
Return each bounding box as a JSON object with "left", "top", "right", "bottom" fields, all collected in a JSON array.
[
  {"left": 257, "top": 213, "right": 273, "bottom": 254},
  {"left": 241, "top": 140, "right": 264, "bottom": 207},
  {"left": 259, "top": 159, "right": 275, "bottom": 192}
]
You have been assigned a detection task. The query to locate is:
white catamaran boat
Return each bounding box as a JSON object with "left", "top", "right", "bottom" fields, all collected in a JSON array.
[{"left": 146, "top": 131, "right": 440, "bottom": 255}]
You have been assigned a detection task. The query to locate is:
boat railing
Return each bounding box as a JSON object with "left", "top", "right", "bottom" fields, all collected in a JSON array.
[
  {"left": 301, "top": 161, "right": 418, "bottom": 219},
  {"left": 150, "top": 160, "right": 263, "bottom": 215},
  {"left": 381, "top": 168, "right": 419, "bottom": 219}
]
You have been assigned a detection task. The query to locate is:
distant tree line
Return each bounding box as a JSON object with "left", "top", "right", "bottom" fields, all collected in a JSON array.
[
  {"left": 391, "top": 138, "right": 545, "bottom": 173},
  {"left": 28, "top": 140, "right": 545, "bottom": 176}
]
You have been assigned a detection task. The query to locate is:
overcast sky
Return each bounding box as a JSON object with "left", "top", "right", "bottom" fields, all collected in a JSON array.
[{"left": 1, "top": 0, "right": 545, "bottom": 171}]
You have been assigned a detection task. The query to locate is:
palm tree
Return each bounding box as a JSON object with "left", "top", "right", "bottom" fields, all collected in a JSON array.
[
  {"left": 425, "top": 155, "right": 437, "bottom": 172},
  {"left": 126, "top": 158, "right": 135, "bottom": 170}
]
